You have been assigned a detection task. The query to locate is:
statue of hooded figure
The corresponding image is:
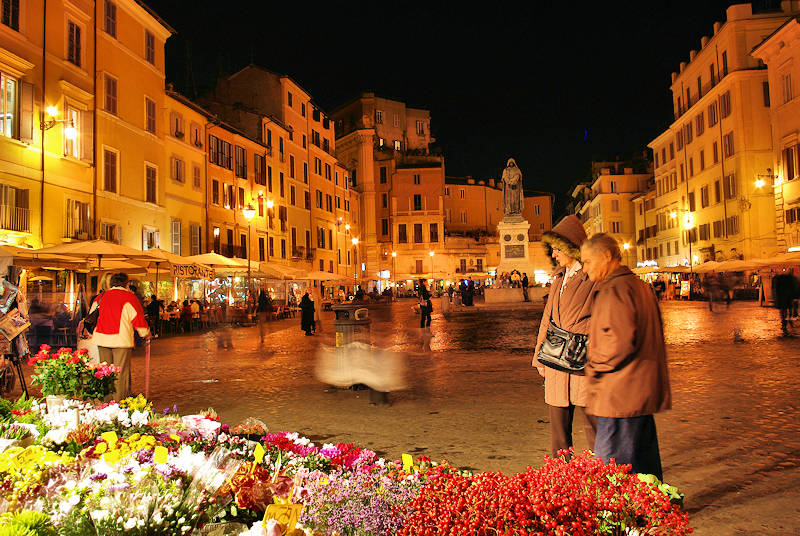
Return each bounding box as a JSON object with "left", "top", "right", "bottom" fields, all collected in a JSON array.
[{"left": 502, "top": 158, "right": 523, "bottom": 216}]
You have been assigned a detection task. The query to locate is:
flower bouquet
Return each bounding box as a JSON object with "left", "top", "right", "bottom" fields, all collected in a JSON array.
[{"left": 28, "top": 345, "right": 120, "bottom": 403}]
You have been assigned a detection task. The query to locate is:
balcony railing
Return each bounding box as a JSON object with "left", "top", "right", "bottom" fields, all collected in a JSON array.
[
  {"left": 0, "top": 205, "right": 29, "bottom": 233},
  {"left": 223, "top": 245, "right": 247, "bottom": 259},
  {"left": 64, "top": 214, "right": 92, "bottom": 240}
]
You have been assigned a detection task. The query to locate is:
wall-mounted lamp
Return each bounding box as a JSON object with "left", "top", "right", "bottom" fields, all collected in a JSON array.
[{"left": 40, "top": 106, "right": 76, "bottom": 140}]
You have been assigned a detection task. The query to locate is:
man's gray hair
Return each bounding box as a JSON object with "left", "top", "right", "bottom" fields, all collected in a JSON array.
[{"left": 584, "top": 233, "right": 622, "bottom": 261}]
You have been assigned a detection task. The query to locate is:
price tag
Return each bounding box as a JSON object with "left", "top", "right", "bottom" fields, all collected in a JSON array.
[
  {"left": 101, "top": 431, "right": 118, "bottom": 446},
  {"left": 11, "top": 447, "right": 39, "bottom": 469},
  {"left": 153, "top": 446, "right": 168, "bottom": 464},
  {"left": 263, "top": 504, "right": 303, "bottom": 534},
  {"left": 253, "top": 443, "right": 265, "bottom": 464},
  {"left": 402, "top": 453, "right": 414, "bottom": 472}
]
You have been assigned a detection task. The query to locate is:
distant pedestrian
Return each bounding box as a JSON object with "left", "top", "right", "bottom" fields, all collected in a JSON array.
[
  {"left": 521, "top": 273, "right": 530, "bottom": 302},
  {"left": 772, "top": 271, "right": 799, "bottom": 336},
  {"left": 89, "top": 272, "right": 151, "bottom": 401},
  {"left": 534, "top": 215, "right": 598, "bottom": 457},
  {"left": 418, "top": 279, "right": 432, "bottom": 328},
  {"left": 703, "top": 273, "right": 720, "bottom": 311},
  {"left": 581, "top": 233, "right": 671, "bottom": 480},
  {"left": 145, "top": 294, "right": 163, "bottom": 338},
  {"left": 300, "top": 291, "right": 316, "bottom": 336},
  {"left": 257, "top": 290, "right": 273, "bottom": 343},
  {"left": 447, "top": 285, "right": 454, "bottom": 302},
  {"left": 466, "top": 278, "right": 475, "bottom": 306}
]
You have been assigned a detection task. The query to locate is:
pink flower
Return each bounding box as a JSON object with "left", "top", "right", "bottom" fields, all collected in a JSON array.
[{"left": 94, "top": 371, "right": 104, "bottom": 379}]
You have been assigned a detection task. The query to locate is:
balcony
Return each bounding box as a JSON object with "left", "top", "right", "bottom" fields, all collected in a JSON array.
[
  {"left": 63, "top": 214, "right": 92, "bottom": 240},
  {"left": 223, "top": 245, "right": 247, "bottom": 259},
  {"left": 0, "top": 205, "right": 30, "bottom": 233},
  {"left": 291, "top": 246, "right": 315, "bottom": 261}
]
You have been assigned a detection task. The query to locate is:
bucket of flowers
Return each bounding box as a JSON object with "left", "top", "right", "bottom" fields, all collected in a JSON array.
[{"left": 28, "top": 345, "right": 121, "bottom": 408}]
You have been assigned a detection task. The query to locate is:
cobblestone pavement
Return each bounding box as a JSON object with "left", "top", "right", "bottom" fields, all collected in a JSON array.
[{"left": 14, "top": 299, "right": 800, "bottom": 534}]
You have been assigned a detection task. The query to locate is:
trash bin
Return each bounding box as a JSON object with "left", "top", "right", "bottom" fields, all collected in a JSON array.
[{"left": 331, "top": 304, "right": 386, "bottom": 404}]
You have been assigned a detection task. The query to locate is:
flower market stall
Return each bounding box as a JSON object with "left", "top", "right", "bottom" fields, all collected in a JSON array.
[{"left": 0, "top": 346, "right": 694, "bottom": 536}]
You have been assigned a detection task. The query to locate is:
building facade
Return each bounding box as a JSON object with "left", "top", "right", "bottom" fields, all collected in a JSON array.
[
  {"left": 752, "top": 14, "right": 800, "bottom": 252},
  {"left": 646, "top": 2, "right": 798, "bottom": 266}
]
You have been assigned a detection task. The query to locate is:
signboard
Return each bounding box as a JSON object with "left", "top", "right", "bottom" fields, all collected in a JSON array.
[
  {"left": 172, "top": 263, "right": 215, "bottom": 280},
  {"left": 504, "top": 245, "right": 525, "bottom": 259},
  {"left": 680, "top": 280, "right": 690, "bottom": 298}
]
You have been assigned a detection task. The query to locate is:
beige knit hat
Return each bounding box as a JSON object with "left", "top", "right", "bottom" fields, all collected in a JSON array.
[{"left": 542, "top": 215, "right": 587, "bottom": 262}]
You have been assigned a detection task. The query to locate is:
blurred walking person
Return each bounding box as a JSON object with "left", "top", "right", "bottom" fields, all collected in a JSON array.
[
  {"left": 300, "top": 291, "right": 316, "bottom": 336},
  {"left": 89, "top": 272, "right": 151, "bottom": 401},
  {"left": 257, "top": 290, "right": 273, "bottom": 343},
  {"left": 534, "top": 215, "right": 598, "bottom": 457},
  {"left": 581, "top": 233, "right": 671, "bottom": 480},
  {"left": 418, "top": 279, "right": 432, "bottom": 328},
  {"left": 772, "top": 270, "right": 799, "bottom": 336}
]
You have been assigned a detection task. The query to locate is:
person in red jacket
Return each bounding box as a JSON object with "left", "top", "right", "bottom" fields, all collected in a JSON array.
[{"left": 88, "top": 272, "right": 150, "bottom": 400}]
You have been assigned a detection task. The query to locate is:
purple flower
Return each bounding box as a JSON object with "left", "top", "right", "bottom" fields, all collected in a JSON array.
[{"left": 89, "top": 473, "right": 107, "bottom": 482}]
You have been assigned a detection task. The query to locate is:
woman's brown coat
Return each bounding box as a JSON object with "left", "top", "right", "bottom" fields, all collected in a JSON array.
[{"left": 533, "top": 265, "right": 597, "bottom": 407}]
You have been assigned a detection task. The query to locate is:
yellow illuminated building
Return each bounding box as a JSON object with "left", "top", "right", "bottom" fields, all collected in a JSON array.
[
  {"left": 753, "top": 16, "right": 800, "bottom": 252},
  {"left": 646, "top": 3, "right": 797, "bottom": 265}
]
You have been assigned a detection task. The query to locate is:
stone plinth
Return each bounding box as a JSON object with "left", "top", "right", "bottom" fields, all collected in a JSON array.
[
  {"left": 496, "top": 217, "right": 536, "bottom": 276},
  {"left": 484, "top": 286, "right": 548, "bottom": 303}
]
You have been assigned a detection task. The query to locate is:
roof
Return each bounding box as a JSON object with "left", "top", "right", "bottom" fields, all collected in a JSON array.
[
  {"left": 752, "top": 16, "right": 800, "bottom": 56},
  {"left": 445, "top": 176, "right": 501, "bottom": 188},
  {"left": 133, "top": 0, "right": 177, "bottom": 34},
  {"left": 227, "top": 64, "right": 332, "bottom": 119}
]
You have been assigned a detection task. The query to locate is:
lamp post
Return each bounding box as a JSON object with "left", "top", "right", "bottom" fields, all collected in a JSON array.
[
  {"left": 352, "top": 237, "right": 359, "bottom": 286},
  {"left": 391, "top": 251, "right": 397, "bottom": 298},
  {"left": 622, "top": 242, "right": 631, "bottom": 268},
  {"left": 429, "top": 250, "right": 435, "bottom": 292},
  {"left": 265, "top": 199, "right": 274, "bottom": 262},
  {"left": 242, "top": 203, "right": 256, "bottom": 304}
]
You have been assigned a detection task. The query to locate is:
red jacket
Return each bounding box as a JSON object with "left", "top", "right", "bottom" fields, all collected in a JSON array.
[{"left": 89, "top": 287, "right": 150, "bottom": 348}]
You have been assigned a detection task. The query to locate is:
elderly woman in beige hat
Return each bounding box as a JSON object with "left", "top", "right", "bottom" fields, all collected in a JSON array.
[{"left": 534, "top": 215, "right": 598, "bottom": 457}]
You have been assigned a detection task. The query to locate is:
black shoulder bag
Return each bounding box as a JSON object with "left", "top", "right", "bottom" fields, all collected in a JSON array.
[
  {"left": 83, "top": 293, "right": 103, "bottom": 335},
  {"left": 536, "top": 320, "right": 588, "bottom": 375}
]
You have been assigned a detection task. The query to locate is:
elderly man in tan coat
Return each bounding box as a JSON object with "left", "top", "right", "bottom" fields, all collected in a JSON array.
[
  {"left": 581, "top": 233, "right": 671, "bottom": 480},
  {"left": 534, "top": 215, "right": 598, "bottom": 457}
]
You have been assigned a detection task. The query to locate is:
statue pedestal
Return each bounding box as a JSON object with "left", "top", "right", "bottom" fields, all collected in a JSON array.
[{"left": 495, "top": 218, "right": 536, "bottom": 276}]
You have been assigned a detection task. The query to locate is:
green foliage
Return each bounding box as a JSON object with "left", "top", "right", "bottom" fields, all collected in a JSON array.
[{"left": 0, "top": 511, "right": 57, "bottom": 536}]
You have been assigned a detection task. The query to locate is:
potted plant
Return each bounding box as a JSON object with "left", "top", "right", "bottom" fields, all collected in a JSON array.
[
  {"left": 28, "top": 346, "right": 119, "bottom": 408},
  {"left": 81, "top": 362, "right": 121, "bottom": 402}
]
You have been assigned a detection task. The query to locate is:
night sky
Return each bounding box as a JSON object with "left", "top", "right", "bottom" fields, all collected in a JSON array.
[{"left": 147, "top": 1, "right": 778, "bottom": 213}]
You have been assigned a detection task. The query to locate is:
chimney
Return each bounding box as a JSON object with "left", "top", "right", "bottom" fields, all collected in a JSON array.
[
  {"left": 701, "top": 36, "right": 708, "bottom": 48},
  {"left": 679, "top": 61, "right": 687, "bottom": 73},
  {"left": 689, "top": 50, "right": 697, "bottom": 61},
  {"left": 671, "top": 72, "right": 677, "bottom": 83},
  {"left": 713, "top": 21, "right": 722, "bottom": 34}
]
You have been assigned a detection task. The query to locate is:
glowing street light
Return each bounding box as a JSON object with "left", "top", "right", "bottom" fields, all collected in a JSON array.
[
  {"left": 242, "top": 203, "right": 256, "bottom": 302},
  {"left": 754, "top": 178, "right": 765, "bottom": 189},
  {"left": 351, "top": 237, "right": 359, "bottom": 246}
]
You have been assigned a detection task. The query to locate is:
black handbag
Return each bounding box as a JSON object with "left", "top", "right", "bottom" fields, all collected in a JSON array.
[{"left": 536, "top": 320, "right": 588, "bottom": 375}]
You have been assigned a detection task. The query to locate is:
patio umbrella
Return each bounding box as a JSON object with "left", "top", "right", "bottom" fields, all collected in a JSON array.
[
  {"left": 142, "top": 248, "right": 214, "bottom": 296},
  {"left": 303, "top": 270, "right": 350, "bottom": 282},
  {"left": 185, "top": 252, "right": 252, "bottom": 273},
  {"left": 33, "top": 239, "right": 159, "bottom": 269}
]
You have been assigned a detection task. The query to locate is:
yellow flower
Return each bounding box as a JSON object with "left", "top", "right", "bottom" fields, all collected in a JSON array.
[{"left": 95, "top": 442, "right": 108, "bottom": 454}]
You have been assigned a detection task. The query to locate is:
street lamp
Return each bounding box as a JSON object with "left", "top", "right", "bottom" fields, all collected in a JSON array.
[
  {"left": 351, "top": 237, "right": 360, "bottom": 285},
  {"left": 622, "top": 242, "right": 630, "bottom": 267},
  {"left": 242, "top": 203, "right": 256, "bottom": 304},
  {"left": 391, "top": 251, "right": 397, "bottom": 297},
  {"left": 429, "top": 250, "right": 435, "bottom": 291}
]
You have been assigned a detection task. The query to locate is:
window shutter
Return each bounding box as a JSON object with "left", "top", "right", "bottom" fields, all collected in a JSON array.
[
  {"left": 142, "top": 228, "right": 148, "bottom": 249},
  {"left": 81, "top": 110, "right": 93, "bottom": 162},
  {"left": 19, "top": 82, "right": 34, "bottom": 142},
  {"left": 154, "top": 231, "right": 160, "bottom": 248}
]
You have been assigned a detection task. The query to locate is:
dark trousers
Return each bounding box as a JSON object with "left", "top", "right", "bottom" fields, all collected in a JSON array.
[
  {"left": 595, "top": 414, "right": 663, "bottom": 480},
  {"left": 549, "top": 405, "right": 597, "bottom": 457},
  {"left": 522, "top": 287, "right": 529, "bottom": 301},
  {"left": 420, "top": 305, "right": 431, "bottom": 327},
  {"left": 780, "top": 305, "right": 792, "bottom": 332}
]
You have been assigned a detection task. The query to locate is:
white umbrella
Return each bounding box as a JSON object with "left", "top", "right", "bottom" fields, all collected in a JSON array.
[{"left": 33, "top": 239, "right": 159, "bottom": 268}]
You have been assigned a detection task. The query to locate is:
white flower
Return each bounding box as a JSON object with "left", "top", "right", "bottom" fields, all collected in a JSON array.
[
  {"left": 322, "top": 443, "right": 334, "bottom": 450},
  {"left": 294, "top": 437, "right": 310, "bottom": 446},
  {"left": 123, "top": 518, "right": 137, "bottom": 530},
  {"left": 90, "top": 510, "right": 109, "bottom": 521},
  {"left": 131, "top": 410, "right": 149, "bottom": 427},
  {"left": 285, "top": 432, "right": 299, "bottom": 441}
]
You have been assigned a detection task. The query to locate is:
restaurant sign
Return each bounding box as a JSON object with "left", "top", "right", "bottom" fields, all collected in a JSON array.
[{"left": 171, "top": 263, "right": 215, "bottom": 280}]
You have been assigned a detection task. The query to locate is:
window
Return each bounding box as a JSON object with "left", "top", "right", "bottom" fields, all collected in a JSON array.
[
  {"left": 688, "top": 191, "right": 696, "bottom": 212},
  {"left": 314, "top": 157, "right": 322, "bottom": 175},
  {"left": 335, "top": 195, "right": 340, "bottom": 209},
  {"left": 610, "top": 181, "right": 617, "bottom": 193},
  {"left": 281, "top": 239, "right": 286, "bottom": 259},
  {"left": 290, "top": 185, "right": 296, "bottom": 206},
  {"left": 611, "top": 199, "right": 619, "bottom": 212},
  {"left": 393, "top": 114, "right": 400, "bottom": 127},
  {"left": 325, "top": 194, "right": 332, "bottom": 212},
  {"left": 430, "top": 223, "right": 438, "bottom": 242},
  {"left": 676, "top": 130, "right": 684, "bottom": 151},
  {"left": 191, "top": 123, "right": 202, "bottom": 147},
  {"left": 696, "top": 112, "right": 704, "bottom": 136},
  {"left": 279, "top": 172, "right": 284, "bottom": 197},
  {"left": 375, "top": 110, "right": 383, "bottom": 124},
  {"left": 170, "top": 111, "right": 184, "bottom": 138},
  {"left": 710, "top": 63, "right": 716, "bottom": 86},
  {"left": 104, "top": 149, "right": 117, "bottom": 192},
  {"left": 413, "top": 223, "right": 423, "bottom": 243},
  {"left": 225, "top": 184, "right": 233, "bottom": 208},
  {"left": 301, "top": 103, "right": 306, "bottom": 117},
  {"left": 63, "top": 105, "right": 80, "bottom": 158},
  {"left": 684, "top": 122, "right": 693, "bottom": 144},
  {"left": 303, "top": 162, "right": 308, "bottom": 183},
  {"left": 142, "top": 227, "right": 159, "bottom": 250},
  {"left": 785, "top": 207, "right": 800, "bottom": 224},
  {"left": 700, "top": 185, "right": 709, "bottom": 208},
  {"left": 104, "top": 1, "right": 116, "bottom": 37},
  {"left": 721, "top": 51, "right": 728, "bottom": 76},
  {"left": 287, "top": 91, "right": 292, "bottom": 107},
  {"left": 145, "top": 165, "right": 157, "bottom": 204},
  {"left": 67, "top": 21, "right": 81, "bottom": 67},
  {"left": 0, "top": 73, "right": 17, "bottom": 138},
  {"left": 238, "top": 187, "right": 245, "bottom": 208},
  {"left": 289, "top": 154, "right": 295, "bottom": 178},
  {"left": 304, "top": 190, "right": 310, "bottom": 209},
  {"left": 258, "top": 237, "right": 265, "bottom": 261},
  {"left": 171, "top": 219, "right": 181, "bottom": 254},
  {"left": 669, "top": 142, "right": 675, "bottom": 160},
  {"left": 170, "top": 156, "right": 185, "bottom": 182},
  {"left": 0, "top": 183, "right": 28, "bottom": 232},
  {"left": 699, "top": 223, "right": 710, "bottom": 241},
  {"left": 722, "top": 132, "right": 734, "bottom": 158},
  {"left": 254, "top": 154, "right": 266, "bottom": 185},
  {"left": 269, "top": 237, "right": 274, "bottom": 258},
  {"left": 315, "top": 189, "right": 322, "bottom": 209},
  {"left": 459, "top": 189, "right": 465, "bottom": 199},
  {"left": 413, "top": 194, "right": 422, "bottom": 211},
  {"left": 726, "top": 215, "right": 739, "bottom": 235},
  {"left": 697, "top": 76, "right": 702, "bottom": 98},
  {"left": 234, "top": 146, "right": 246, "bottom": 178},
  {"left": 782, "top": 73, "right": 793, "bottom": 104},
  {"left": 708, "top": 101, "right": 718, "bottom": 126},
  {"left": 382, "top": 193, "right": 388, "bottom": 208},
  {"left": 719, "top": 91, "right": 731, "bottom": 119},
  {"left": 144, "top": 31, "right": 155, "bottom": 65},
  {"left": 317, "top": 227, "right": 325, "bottom": 249},
  {"left": 713, "top": 220, "right": 723, "bottom": 238},
  {"left": 267, "top": 166, "right": 273, "bottom": 192},
  {"left": 413, "top": 173, "right": 420, "bottom": 185},
  {"left": 103, "top": 75, "right": 118, "bottom": 114},
  {"left": 713, "top": 141, "right": 719, "bottom": 164},
  {"left": 416, "top": 120, "right": 424, "bottom": 135},
  {"left": 394, "top": 140, "right": 401, "bottom": 150},
  {"left": 211, "top": 180, "right": 219, "bottom": 204},
  {"left": 714, "top": 180, "right": 721, "bottom": 203},
  {"left": 240, "top": 233, "right": 247, "bottom": 259},
  {"left": 700, "top": 150, "right": 705, "bottom": 171},
  {"left": 460, "top": 210, "right": 467, "bottom": 223},
  {"left": 190, "top": 223, "right": 201, "bottom": 255},
  {"left": 661, "top": 148, "right": 666, "bottom": 166},
  {"left": 763, "top": 81, "right": 771, "bottom": 107},
  {"left": 379, "top": 167, "right": 387, "bottom": 184},
  {"left": 398, "top": 224, "right": 407, "bottom": 243},
  {"left": 723, "top": 174, "right": 736, "bottom": 200},
  {"left": 783, "top": 145, "right": 798, "bottom": 181},
  {"left": 381, "top": 218, "right": 389, "bottom": 236},
  {"left": 610, "top": 221, "right": 621, "bottom": 233},
  {"left": 145, "top": 98, "right": 156, "bottom": 134},
  {"left": 101, "top": 222, "right": 121, "bottom": 243}
]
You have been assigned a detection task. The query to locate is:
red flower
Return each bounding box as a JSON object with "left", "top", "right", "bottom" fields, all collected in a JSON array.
[
  {"left": 11, "top": 409, "right": 31, "bottom": 416},
  {"left": 39, "top": 344, "right": 51, "bottom": 353},
  {"left": 66, "top": 355, "right": 80, "bottom": 365},
  {"left": 77, "top": 348, "right": 89, "bottom": 356}
]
